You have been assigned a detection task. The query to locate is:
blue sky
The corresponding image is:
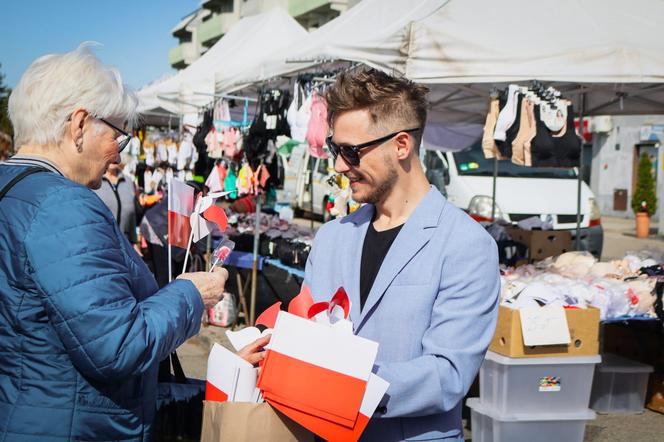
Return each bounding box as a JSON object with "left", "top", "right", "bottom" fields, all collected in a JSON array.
[{"left": 0, "top": 0, "right": 199, "bottom": 90}]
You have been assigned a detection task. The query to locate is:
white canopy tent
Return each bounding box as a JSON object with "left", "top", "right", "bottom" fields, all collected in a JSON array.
[
  {"left": 220, "top": 0, "right": 445, "bottom": 93},
  {"left": 403, "top": 0, "right": 664, "bottom": 124},
  {"left": 137, "top": 8, "right": 307, "bottom": 115}
]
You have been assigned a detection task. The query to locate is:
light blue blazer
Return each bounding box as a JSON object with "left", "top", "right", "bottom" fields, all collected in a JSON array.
[{"left": 304, "top": 186, "right": 500, "bottom": 441}]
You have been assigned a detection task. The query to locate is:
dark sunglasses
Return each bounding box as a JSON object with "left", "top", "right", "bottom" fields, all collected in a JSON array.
[
  {"left": 98, "top": 117, "right": 131, "bottom": 153},
  {"left": 326, "top": 128, "right": 421, "bottom": 167}
]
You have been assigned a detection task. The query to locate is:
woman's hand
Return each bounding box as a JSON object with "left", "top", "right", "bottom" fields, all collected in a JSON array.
[
  {"left": 177, "top": 267, "right": 229, "bottom": 308},
  {"left": 238, "top": 334, "right": 271, "bottom": 366}
]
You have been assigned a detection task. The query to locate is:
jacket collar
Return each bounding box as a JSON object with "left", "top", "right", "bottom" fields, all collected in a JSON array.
[{"left": 340, "top": 186, "right": 446, "bottom": 329}]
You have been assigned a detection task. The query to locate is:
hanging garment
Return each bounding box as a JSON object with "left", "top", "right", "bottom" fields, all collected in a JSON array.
[
  {"left": 193, "top": 109, "right": 214, "bottom": 176},
  {"left": 237, "top": 163, "right": 255, "bottom": 195},
  {"left": 306, "top": 91, "right": 329, "bottom": 159},
  {"left": 276, "top": 89, "right": 291, "bottom": 138},
  {"left": 482, "top": 99, "right": 501, "bottom": 159},
  {"left": 166, "top": 141, "right": 178, "bottom": 165},
  {"left": 144, "top": 146, "right": 155, "bottom": 167},
  {"left": 205, "top": 163, "right": 227, "bottom": 193},
  {"left": 497, "top": 93, "right": 523, "bottom": 160},
  {"left": 529, "top": 104, "right": 557, "bottom": 167},
  {"left": 177, "top": 133, "right": 195, "bottom": 171},
  {"left": 223, "top": 166, "right": 238, "bottom": 199},
  {"left": 551, "top": 103, "right": 581, "bottom": 168},
  {"left": 156, "top": 141, "right": 168, "bottom": 163},
  {"left": 222, "top": 127, "right": 241, "bottom": 158},
  {"left": 290, "top": 92, "right": 312, "bottom": 143},
  {"left": 511, "top": 99, "right": 536, "bottom": 166},
  {"left": 493, "top": 85, "right": 520, "bottom": 141},
  {"left": 205, "top": 126, "right": 223, "bottom": 159}
]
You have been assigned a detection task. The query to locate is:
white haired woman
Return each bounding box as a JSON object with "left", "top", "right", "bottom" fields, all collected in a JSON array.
[{"left": 0, "top": 45, "right": 267, "bottom": 441}]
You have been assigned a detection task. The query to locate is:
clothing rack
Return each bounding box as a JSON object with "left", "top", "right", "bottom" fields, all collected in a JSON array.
[
  {"left": 192, "top": 91, "right": 258, "bottom": 103},
  {"left": 488, "top": 81, "right": 586, "bottom": 251}
]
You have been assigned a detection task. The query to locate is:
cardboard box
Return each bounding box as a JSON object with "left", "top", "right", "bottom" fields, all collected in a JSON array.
[
  {"left": 505, "top": 227, "right": 572, "bottom": 262},
  {"left": 201, "top": 401, "right": 314, "bottom": 442},
  {"left": 489, "top": 305, "right": 600, "bottom": 358}
]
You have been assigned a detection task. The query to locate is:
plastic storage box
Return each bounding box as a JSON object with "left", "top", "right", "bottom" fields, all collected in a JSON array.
[
  {"left": 590, "top": 353, "right": 653, "bottom": 413},
  {"left": 467, "top": 398, "right": 596, "bottom": 442},
  {"left": 480, "top": 351, "right": 601, "bottom": 414}
]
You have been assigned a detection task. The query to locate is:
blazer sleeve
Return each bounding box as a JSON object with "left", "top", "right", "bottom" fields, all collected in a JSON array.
[
  {"left": 23, "top": 186, "right": 205, "bottom": 382},
  {"left": 374, "top": 230, "right": 501, "bottom": 418}
]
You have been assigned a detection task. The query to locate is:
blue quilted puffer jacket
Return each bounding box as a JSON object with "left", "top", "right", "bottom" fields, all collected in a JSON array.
[{"left": 0, "top": 165, "right": 204, "bottom": 441}]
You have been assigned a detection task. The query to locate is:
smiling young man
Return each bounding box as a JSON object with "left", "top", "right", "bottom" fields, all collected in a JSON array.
[{"left": 303, "top": 68, "right": 500, "bottom": 441}]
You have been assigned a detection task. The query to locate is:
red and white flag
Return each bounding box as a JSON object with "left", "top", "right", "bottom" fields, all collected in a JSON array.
[
  {"left": 257, "top": 311, "right": 378, "bottom": 428},
  {"left": 189, "top": 191, "right": 229, "bottom": 243},
  {"left": 167, "top": 179, "right": 194, "bottom": 249}
]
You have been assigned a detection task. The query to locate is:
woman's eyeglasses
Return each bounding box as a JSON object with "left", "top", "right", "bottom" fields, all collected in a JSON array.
[
  {"left": 98, "top": 118, "right": 131, "bottom": 153},
  {"left": 326, "top": 128, "right": 420, "bottom": 167}
]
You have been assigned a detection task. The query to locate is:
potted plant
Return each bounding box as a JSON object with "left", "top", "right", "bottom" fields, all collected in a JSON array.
[{"left": 631, "top": 153, "right": 657, "bottom": 238}]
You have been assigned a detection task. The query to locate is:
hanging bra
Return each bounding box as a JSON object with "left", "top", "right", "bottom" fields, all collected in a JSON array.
[
  {"left": 289, "top": 84, "right": 312, "bottom": 142},
  {"left": 529, "top": 104, "right": 557, "bottom": 167},
  {"left": 497, "top": 93, "right": 523, "bottom": 160},
  {"left": 306, "top": 91, "right": 329, "bottom": 158},
  {"left": 551, "top": 104, "right": 581, "bottom": 168}
]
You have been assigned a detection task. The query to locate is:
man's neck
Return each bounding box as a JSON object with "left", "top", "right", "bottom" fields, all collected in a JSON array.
[{"left": 373, "top": 165, "right": 430, "bottom": 231}]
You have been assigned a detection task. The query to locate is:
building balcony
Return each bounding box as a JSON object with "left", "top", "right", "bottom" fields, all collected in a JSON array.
[
  {"left": 289, "top": 0, "right": 348, "bottom": 29},
  {"left": 169, "top": 42, "right": 199, "bottom": 69},
  {"left": 198, "top": 12, "right": 239, "bottom": 47},
  {"left": 288, "top": 0, "right": 347, "bottom": 17}
]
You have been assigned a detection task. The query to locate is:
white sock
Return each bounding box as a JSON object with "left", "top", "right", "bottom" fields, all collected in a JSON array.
[{"left": 493, "top": 85, "right": 520, "bottom": 141}]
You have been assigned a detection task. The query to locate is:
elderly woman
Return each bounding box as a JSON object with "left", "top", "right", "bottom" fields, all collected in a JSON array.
[{"left": 0, "top": 46, "right": 266, "bottom": 441}]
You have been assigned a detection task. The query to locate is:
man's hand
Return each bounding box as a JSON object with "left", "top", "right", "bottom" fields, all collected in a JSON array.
[{"left": 237, "top": 334, "right": 271, "bottom": 366}]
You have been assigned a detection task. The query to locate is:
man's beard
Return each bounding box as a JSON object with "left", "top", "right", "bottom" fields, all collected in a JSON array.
[{"left": 353, "top": 162, "right": 398, "bottom": 205}]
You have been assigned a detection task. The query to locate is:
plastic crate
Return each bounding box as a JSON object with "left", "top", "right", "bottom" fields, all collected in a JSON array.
[
  {"left": 480, "top": 351, "right": 601, "bottom": 414},
  {"left": 590, "top": 353, "right": 653, "bottom": 414},
  {"left": 467, "top": 398, "right": 595, "bottom": 442}
]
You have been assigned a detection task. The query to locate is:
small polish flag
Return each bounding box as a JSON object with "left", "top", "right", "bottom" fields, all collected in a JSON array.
[
  {"left": 258, "top": 312, "right": 378, "bottom": 428},
  {"left": 167, "top": 179, "right": 194, "bottom": 249},
  {"left": 205, "top": 164, "right": 227, "bottom": 193},
  {"left": 190, "top": 192, "right": 229, "bottom": 242}
]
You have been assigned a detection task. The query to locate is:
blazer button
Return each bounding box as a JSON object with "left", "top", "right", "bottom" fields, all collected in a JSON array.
[{"left": 377, "top": 406, "right": 387, "bottom": 415}]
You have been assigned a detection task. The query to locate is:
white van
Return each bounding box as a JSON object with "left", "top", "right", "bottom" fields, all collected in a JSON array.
[
  {"left": 424, "top": 141, "right": 604, "bottom": 258},
  {"left": 280, "top": 143, "right": 335, "bottom": 219}
]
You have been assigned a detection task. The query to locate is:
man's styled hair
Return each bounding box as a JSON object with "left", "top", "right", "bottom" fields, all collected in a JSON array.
[
  {"left": 9, "top": 43, "right": 137, "bottom": 147},
  {"left": 325, "top": 67, "right": 429, "bottom": 148}
]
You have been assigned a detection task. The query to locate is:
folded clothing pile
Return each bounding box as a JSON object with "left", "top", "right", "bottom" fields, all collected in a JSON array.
[{"left": 501, "top": 251, "right": 663, "bottom": 320}]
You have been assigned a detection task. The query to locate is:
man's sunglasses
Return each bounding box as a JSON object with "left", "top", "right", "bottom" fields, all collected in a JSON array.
[
  {"left": 98, "top": 117, "right": 131, "bottom": 153},
  {"left": 326, "top": 128, "right": 421, "bottom": 167}
]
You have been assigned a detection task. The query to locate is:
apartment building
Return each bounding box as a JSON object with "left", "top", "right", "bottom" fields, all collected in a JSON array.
[{"left": 169, "top": 0, "right": 358, "bottom": 69}]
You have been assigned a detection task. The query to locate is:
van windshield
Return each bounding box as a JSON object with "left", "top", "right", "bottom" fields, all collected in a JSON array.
[{"left": 452, "top": 141, "right": 577, "bottom": 179}]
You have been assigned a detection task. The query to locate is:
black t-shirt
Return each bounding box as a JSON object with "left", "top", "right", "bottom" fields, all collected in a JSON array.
[{"left": 359, "top": 222, "right": 403, "bottom": 311}]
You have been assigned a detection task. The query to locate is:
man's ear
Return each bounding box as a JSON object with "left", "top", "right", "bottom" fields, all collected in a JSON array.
[{"left": 394, "top": 131, "right": 415, "bottom": 161}]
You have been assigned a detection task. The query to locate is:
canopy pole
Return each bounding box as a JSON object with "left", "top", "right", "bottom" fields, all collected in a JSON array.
[
  {"left": 575, "top": 91, "right": 586, "bottom": 250},
  {"left": 250, "top": 195, "right": 262, "bottom": 326},
  {"left": 491, "top": 156, "right": 498, "bottom": 220}
]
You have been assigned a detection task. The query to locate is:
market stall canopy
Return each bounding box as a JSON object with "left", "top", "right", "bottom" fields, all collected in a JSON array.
[
  {"left": 402, "top": 0, "right": 664, "bottom": 124},
  {"left": 222, "top": 0, "right": 445, "bottom": 93},
  {"left": 139, "top": 7, "right": 306, "bottom": 115}
]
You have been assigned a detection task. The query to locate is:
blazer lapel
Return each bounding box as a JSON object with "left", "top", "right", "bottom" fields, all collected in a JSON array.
[
  {"left": 356, "top": 187, "right": 445, "bottom": 332},
  {"left": 339, "top": 205, "right": 373, "bottom": 326}
]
